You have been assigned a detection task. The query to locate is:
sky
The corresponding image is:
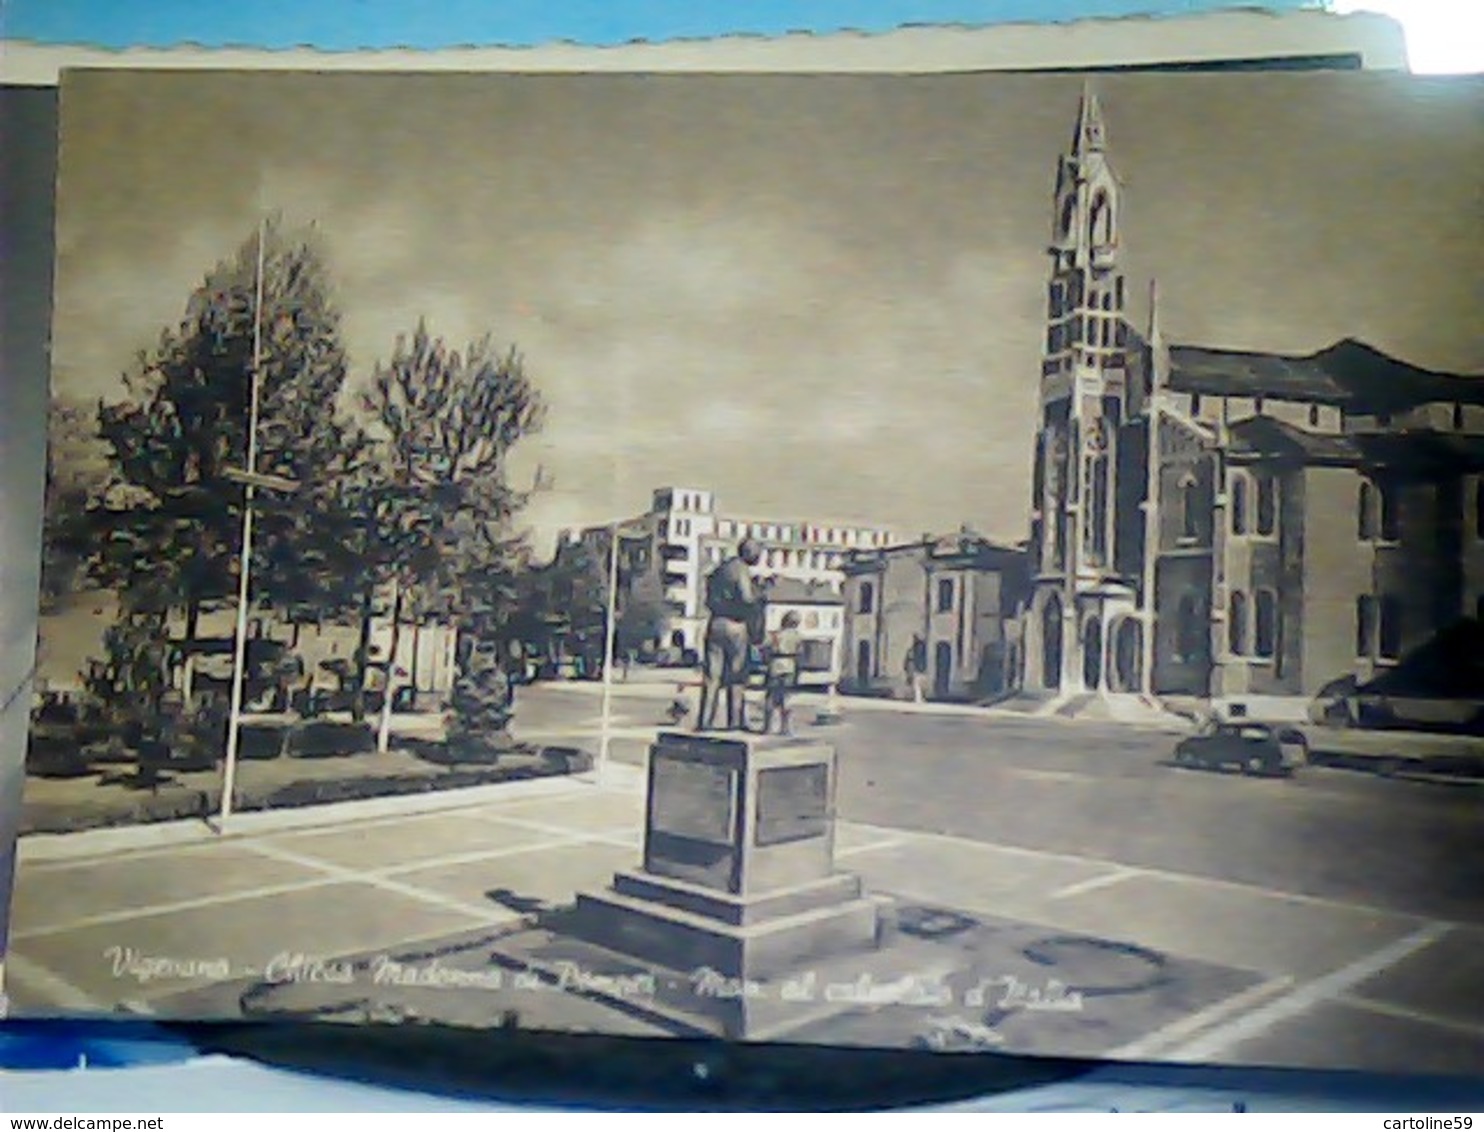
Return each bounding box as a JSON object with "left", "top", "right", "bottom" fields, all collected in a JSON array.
[
  {"left": 4, "top": 1, "right": 1300, "bottom": 51},
  {"left": 49, "top": 69, "right": 1484, "bottom": 554}
]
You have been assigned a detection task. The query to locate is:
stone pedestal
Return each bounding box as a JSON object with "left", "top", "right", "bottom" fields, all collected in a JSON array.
[{"left": 570, "top": 731, "right": 881, "bottom": 983}]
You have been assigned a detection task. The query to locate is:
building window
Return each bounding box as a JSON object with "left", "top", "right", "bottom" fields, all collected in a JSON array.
[
  {"left": 1089, "top": 454, "right": 1109, "bottom": 563},
  {"left": 1191, "top": 393, "right": 1202, "bottom": 417},
  {"left": 1309, "top": 404, "right": 1321, "bottom": 428},
  {"left": 1356, "top": 595, "right": 1375, "bottom": 658},
  {"left": 1356, "top": 594, "right": 1402, "bottom": 660},
  {"left": 1254, "top": 590, "right": 1277, "bottom": 659},
  {"left": 1359, "top": 478, "right": 1399, "bottom": 542},
  {"left": 1089, "top": 191, "right": 1112, "bottom": 246},
  {"left": 1379, "top": 594, "right": 1402, "bottom": 660},
  {"left": 1180, "top": 474, "right": 1202, "bottom": 541},
  {"left": 1255, "top": 474, "right": 1277, "bottom": 537},
  {"left": 937, "top": 578, "right": 955, "bottom": 613},
  {"left": 1253, "top": 396, "right": 1265, "bottom": 415},
  {"left": 1175, "top": 594, "right": 1206, "bottom": 664},
  {"left": 858, "top": 582, "right": 875, "bottom": 614},
  {"left": 1230, "top": 474, "right": 1249, "bottom": 535},
  {"left": 1228, "top": 590, "right": 1248, "bottom": 655},
  {"left": 1454, "top": 403, "right": 1465, "bottom": 431}
]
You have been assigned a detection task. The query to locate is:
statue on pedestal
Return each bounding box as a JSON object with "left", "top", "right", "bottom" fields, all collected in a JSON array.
[{"left": 697, "top": 538, "right": 763, "bottom": 732}]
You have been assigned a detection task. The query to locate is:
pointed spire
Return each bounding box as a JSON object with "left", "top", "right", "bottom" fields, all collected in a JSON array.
[
  {"left": 1148, "top": 279, "right": 1169, "bottom": 393},
  {"left": 1072, "top": 79, "right": 1107, "bottom": 157}
]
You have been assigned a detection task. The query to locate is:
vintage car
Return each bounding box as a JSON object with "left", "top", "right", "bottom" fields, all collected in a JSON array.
[{"left": 1171, "top": 720, "right": 1308, "bottom": 777}]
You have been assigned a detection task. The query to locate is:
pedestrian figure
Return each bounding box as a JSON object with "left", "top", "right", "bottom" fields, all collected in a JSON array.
[
  {"left": 906, "top": 634, "right": 927, "bottom": 703},
  {"left": 698, "top": 538, "right": 764, "bottom": 731},
  {"left": 763, "top": 611, "right": 802, "bottom": 736}
]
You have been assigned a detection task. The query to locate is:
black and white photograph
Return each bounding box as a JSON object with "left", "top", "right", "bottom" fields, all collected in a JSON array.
[{"left": 8, "top": 66, "right": 1484, "bottom": 1074}]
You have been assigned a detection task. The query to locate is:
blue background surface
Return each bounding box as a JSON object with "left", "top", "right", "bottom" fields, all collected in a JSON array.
[
  {"left": 13, "top": 0, "right": 1464, "bottom": 1115},
  {"left": 3, "top": 0, "right": 1311, "bottom": 50}
]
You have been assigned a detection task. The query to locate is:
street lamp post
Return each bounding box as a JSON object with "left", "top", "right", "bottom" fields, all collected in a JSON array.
[
  {"left": 215, "top": 220, "right": 299, "bottom": 831},
  {"left": 596, "top": 523, "right": 647, "bottom": 781}
]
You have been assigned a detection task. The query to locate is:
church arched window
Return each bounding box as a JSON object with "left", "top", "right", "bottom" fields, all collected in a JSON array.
[
  {"left": 1255, "top": 474, "right": 1277, "bottom": 536},
  {"left": 1359, "top": 477, "right": 1399, "bottom": 542},
  {"left": 1228, "top": 590, "right": 1248, "bottom": 655},
  {"left": 1175, "top": 594, "right": 1206, "bottom": 664},
  {"left": 1180, "top": 473, "right": 1203, "bottom": 542},
  {"left": 1060, "top": 195, "right": 1077, "bottom": 238},
  {"left": 1230, "top": 473, "right": 1249, "bottom": 536},
  {"left": 1089, "top": 191, "right": 1113, "bottom": 247}
]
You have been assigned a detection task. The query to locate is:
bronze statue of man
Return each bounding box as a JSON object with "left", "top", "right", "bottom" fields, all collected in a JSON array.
[{"left": 697, "top": 537, "right": 764, "bottom": 731}]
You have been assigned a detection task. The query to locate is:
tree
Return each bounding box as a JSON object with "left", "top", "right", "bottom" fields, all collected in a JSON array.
[
  {"left": 86, "top": 217, "right": 359, "bottom": 636},
  {"left": 358, "top": 320, "right": 545, "bottom": 752},
  {"left": 509, "top": 540, "right": 608, "bottom": 666},
  {"left": 40, "top": 395, "right": 112, "bottom": 610},
  {"left": 617, "top": 568, "right": 669, "bottom": 656}
]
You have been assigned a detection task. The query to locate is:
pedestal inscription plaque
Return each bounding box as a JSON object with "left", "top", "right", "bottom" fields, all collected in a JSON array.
[
  {"left": 755, "top": 763, "right": 830, "bottom": 846},
  {"left": 649, "top": 755, "right": 736, "bottom": 844},
  {"left": 571, "top": 732, "right": 882, "bottom": 1009}
]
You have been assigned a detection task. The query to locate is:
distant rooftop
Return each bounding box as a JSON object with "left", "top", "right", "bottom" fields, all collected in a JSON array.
[
  {"left": 760, "top": 577, "right": 845, "bottom": 605},
  {"left": 1229, "top": 416, "right": 1484, "bottom": 472},
  {"left": 1169, "top": 339, "right": 1484, "bottom": 413},
  {"left": 843, "top": 528, "right": 1028, "bottom": 567}
]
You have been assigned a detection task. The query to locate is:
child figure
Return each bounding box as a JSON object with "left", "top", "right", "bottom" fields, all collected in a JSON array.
[
  {"left": 763, "top": 612, "right": 802, "bottom": 737},
  {"left": 666, "top": 683, "right": 693, "bottom": 726}
]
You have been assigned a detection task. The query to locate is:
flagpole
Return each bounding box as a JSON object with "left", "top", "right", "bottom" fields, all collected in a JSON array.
[
  {"left": 219, "top": 216, "right": 267, "bottom": 829},
  {"left": 596, "top": 522, "right": 621, "bottom": 781}
]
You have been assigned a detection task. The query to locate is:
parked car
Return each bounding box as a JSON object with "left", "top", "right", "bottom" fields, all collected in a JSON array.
[{"left": 1171, "top": 720, "right": 1307, "bottom": 777}]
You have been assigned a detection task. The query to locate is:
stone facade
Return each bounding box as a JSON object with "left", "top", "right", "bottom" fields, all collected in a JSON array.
[
  {"left": 564, "top": 487, "right": 894, "bottom": 652},
  {"left": 1018, "top": 86, "right": 1484, "bottom": 716},
  {"left": 840, "top": 532, "right": 1028, "bottom": 702}
]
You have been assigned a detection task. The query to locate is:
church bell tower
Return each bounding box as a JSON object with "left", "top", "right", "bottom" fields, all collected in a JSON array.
[{"left": 1024, "top": 84, "right": 1137, "bottom": 697}]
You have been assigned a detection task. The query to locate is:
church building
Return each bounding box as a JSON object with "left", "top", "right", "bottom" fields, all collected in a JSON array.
[{"left": 1019, "top": 87, "right": 1484, "bottom": 718}]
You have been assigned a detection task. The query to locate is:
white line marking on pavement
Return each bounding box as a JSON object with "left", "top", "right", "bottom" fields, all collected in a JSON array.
[
  {"left": 3, "top": 952, "right": 101, "bottom": 1011},
  {"left": 1106, "top": 976, "right": 1296, "bottom": 1061},
  {"left": 18, "top": 773, "right": 601, "bottom": 865},
  {"left": 1011, "top": 767, "right": 1092, "bottom": 785},
  {"left": 11, "top": 877, "right": 343, "bottom": 941},
  {"left": 244, "top": 839, "right": 523, "bottom": 926},
  {"left": 837, "top": 839, "right": 907, "bottom": 858},
  {"left": 843, "top": 821, "right": 1463, "bottom": 927},
  {"left": 1162, "top": 923, "right": 1453, "bottom": 1062},
  {"left": 1338, "top": 994, "right": 1484, "bottom": 1041},
  {"left": 473, "top": 812, "right": 643, "bottom": 850},
  {"left": 1049, "top": 868, "right": 1137, "bottom": 901},
  {"left": 373, "top": 837, "right": 587, "bottom": 878}
]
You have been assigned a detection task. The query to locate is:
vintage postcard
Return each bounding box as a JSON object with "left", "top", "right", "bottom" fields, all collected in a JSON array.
[{"left": 8, "top": 67, "right": 1482, "bottom": 1074}]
